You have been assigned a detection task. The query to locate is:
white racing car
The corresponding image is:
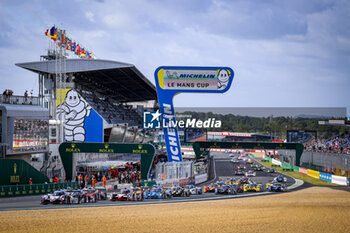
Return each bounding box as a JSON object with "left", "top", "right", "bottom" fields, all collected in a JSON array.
[
  {"left": 186, "top": 185, "right": 203, "bottom": 195},
  {"left": 245, "top": 170, "right": 256, "bottom": 177}
]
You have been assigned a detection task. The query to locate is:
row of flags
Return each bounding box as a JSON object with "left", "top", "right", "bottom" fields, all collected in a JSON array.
[{"left": 44, "top": 26, "right": 94, "bottom": 59}]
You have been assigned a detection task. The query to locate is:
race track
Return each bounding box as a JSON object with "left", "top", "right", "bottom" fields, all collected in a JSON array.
[{"left": 0, "top": 152, "right": 301, "bottom": 211}]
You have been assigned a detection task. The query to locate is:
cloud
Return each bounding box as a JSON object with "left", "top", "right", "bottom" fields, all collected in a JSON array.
[
  {"left": 0, "top": 0, "right": 349, "bottom": 111},
  {"left": 85, "top": 11, "right": 95, "bottom": 23}
]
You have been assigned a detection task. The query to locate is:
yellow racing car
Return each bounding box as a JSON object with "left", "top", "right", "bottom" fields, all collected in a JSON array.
[{"left": 243, "top": 182, "right": 262, "bottom": 192}]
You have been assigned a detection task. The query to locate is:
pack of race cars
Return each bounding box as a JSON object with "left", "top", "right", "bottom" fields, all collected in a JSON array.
[
  {"left": 202, "top": 175, "right": 287, "bottom": 195},
  {"left": 40, "top": 150, "right": 289, "bottom": 205},
  {"left": 41, "top": 187, "right": 107, "bottom": 205}
]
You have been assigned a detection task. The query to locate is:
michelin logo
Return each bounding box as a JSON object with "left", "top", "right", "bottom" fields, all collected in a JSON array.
[
  {"left": 57, "top": 90, "right": 91, "bottom": 142},
  {"left": 143, "top": 110, "right": 162, "bottom": 129}
]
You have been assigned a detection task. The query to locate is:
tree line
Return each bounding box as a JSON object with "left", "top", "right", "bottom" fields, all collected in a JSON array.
[{"left": 177, "top": 111, "right": 348, "bottom": 140}]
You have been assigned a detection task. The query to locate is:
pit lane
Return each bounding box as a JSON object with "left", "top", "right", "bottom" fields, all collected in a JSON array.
[{"left": 0, "top": 152, "right": 302, "bottom": 211}]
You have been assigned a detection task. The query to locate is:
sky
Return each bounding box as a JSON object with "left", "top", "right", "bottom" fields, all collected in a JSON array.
[{"left": 0, "top": 0, "right": 349, "bottom": 115}]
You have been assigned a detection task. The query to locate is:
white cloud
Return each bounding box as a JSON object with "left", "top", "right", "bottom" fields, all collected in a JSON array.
[
  {"left": 85, "top": 11, "right": 95, "bottom": 23},
  {"left": 0, "top": 0, "right": 349, "bottom": 111}
]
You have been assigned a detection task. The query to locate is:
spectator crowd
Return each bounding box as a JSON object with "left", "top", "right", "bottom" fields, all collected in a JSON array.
[
  {"left": 304, "top": 134, "right": 350, "bottom": 154},
  {"left": 75, "top": 164, "right": 141, "bottom": 189}
]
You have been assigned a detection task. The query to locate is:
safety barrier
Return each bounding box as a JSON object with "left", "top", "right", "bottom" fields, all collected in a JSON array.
[
  {"left": 331, "top": 175, "right": 348, "bottom": 185},
  {"left": 319, "top": 172, "right": 332, "bottom": 183},
  {"left": 134, "top": 181, "right": 157, "bottom": 187},
  {"left": 0, "top": 182, "right": 79, "bottom": 198},
  {"left": 195, "top": 174, "right": 208, "bottom": 184},
  {"left": 261, "top": 155, "right": 350, "bottom": 186}
]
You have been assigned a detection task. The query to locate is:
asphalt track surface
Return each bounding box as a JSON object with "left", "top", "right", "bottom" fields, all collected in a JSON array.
[{"left": 0, "top": 152, "right": 299, "bottom": 211}]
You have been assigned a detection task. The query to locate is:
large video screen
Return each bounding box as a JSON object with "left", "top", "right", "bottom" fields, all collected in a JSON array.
[
  {"left": 12, "top": 119, "right": 49, "bottom": 153},
  {"left": 184, "top": 128, "right": 207, "bottom": 143},
  {"left": 287, "top": 130, "right": 317, "bottom": 143}
]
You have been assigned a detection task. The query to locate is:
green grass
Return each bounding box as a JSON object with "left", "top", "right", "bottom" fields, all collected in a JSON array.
[{"left": 257, "top": 159, "right": 340, "bottom": 186}]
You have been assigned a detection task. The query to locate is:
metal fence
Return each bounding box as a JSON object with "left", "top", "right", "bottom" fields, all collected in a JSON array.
[{"left": 0, "top": 94, "right": 40, "bottom": 105}]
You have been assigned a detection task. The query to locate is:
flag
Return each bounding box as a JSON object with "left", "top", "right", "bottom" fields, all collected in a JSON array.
[
  {"left": 57, "top": 30, "right": 61, "bottom": 41},
  {"left": 49, "top": 26, "right": 55, "bottom": 36},
  {"left": 48, "top": 26, "right": 57, "bottom": 41},
  {"left": 71, "top": 42, "right": 76, "bottom": 52},
  {"left": 66, "top": 39, "right": 71, "bottom": 50},
  {"left": 44, "top": 29, "right": 49, "bottom": 36}
]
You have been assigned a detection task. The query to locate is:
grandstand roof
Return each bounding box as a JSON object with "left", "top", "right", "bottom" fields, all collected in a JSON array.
[
  {"left": 0, "top": 104, "right": 49, "bottom": 119},
  {"left": 15, "top": 59, "right": 157, "bottom": 102}
]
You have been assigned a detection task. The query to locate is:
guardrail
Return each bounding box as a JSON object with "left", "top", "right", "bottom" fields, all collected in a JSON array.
[
  {"left": 0, "top": 182, "right": 79, "bottom": 198},
  {"left": 263, "top": 155, "right": 349, "bottom": 186}
]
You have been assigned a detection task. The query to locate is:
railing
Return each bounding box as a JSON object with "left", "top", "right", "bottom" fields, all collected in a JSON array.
[{"left": 0, "top": 94, "right": 40, "bottom": 105}]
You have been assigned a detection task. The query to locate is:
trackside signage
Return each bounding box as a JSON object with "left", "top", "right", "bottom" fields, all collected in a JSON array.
[
  {"left": 154, "top": 66, "right": 234, "bottom": 162},
  {"left": 299, "top": 167, "right": 308, "bottom": 175}
]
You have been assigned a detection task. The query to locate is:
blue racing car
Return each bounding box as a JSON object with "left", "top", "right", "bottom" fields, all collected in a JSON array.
[{"left": 266, "top": 181, "right": 287, "bottom": 192}]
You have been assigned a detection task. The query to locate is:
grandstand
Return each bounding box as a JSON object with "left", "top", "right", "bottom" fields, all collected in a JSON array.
[
  {"left": 16, "top": 58, "right": 158, "bottom": 144},
  {"left": 0, "top": 55, "right": 160, "bottom": 182}
]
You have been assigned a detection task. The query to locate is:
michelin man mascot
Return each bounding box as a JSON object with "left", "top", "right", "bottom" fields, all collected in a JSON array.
[
  {"left": 217, "top": 69, "right": 230, "bottom": 90},
  {"left": 57, "top": 90, "right": 91, "bottom": 142}
]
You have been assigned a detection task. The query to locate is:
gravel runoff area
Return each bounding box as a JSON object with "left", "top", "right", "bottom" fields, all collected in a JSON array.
[{"left": 0, "top": 186, "right": 350, "bottom": 233}]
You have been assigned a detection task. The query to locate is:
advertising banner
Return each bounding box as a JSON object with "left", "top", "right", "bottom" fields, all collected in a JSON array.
[
  {"left": 195, "top": 174, "right": 208, "bottom": 184},
  {"left": 154, "top": 66, "right": 234, "bottom": 162},
  {"left": 57, "top": 89, "right": 103, "bottom": 143},
  {"left": 307, "top": 169, "right": 320, "bottom": 179},
  {"left": 272, "top": 159, "right": 282, "bottom": 166},
  {"left": 319, "top": 172, "right": 332, "bottom": 183},
  {"left": 299, "top": 167, "right": 308, "bottom": 175},
  {"left": 331, "top": 175, "right": 348, "bottom": 185}
]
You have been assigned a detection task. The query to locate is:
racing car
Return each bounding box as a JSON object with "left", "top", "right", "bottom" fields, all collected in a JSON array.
[
  {"left": 81, "top": 187, "right": 99, "bottom": 203},
  {"left": 243, "top": 182, "right": 263, "bottom": 192},
  {"left": 225, "top": 178, "right": 238, "bottom": 185},
  {"left": 142, "top": 186, "right": 151, "bottom": 197},
  {"left": 237, "top": 165, "right": 246, "bottom": 170},
  {"left": 245, "top": 170, "right": 256, "bottom": 177},
  {"left": 266, "top": 181, "right": 287, "bottom": 192},
  {"left": 41, "top": 190, "right": 69, "bottom": 204},
  {"left": 246, "top": 159, "right": 254, "bottom": 164},
  {"left": 186, "top": 185, "right": 203, "bottom": 195},
  {"left": 64, "top": 189, "right": 83, "bottom": 204},
  {"left": 253, "top": 165, "right": 264, "bottom": 171},
  {"left": 129, "top": 187, "right": 144, "bottom": 201},
  {"left": 235, "top": 169, "right": 244, "bottom": 176},
  {"left": 170, "top": 185, "right": 191, "bottom": 197},
  {"left": 274, "top": 175, "right": 288, "bottom": 183},
  {"left": 267, "top": 168, "right": 275, "bottom": 173},
  {"left": 203, "top": 183, "right": 217, "bottom": 193},
  {"left": 109, "top": 188, "right": 133, "bottom": 201},
  {"left": 214, "top": 184, "right": 237, "bottom": 195},
  {"left": 95, "top": 187, "right": 107, "bottom": 200},
  {"left": 238, "top": 177, "right": 250, "bottom": 184},
  {"left": 231, "top": 158, "right": 239, "bottom": 164}
]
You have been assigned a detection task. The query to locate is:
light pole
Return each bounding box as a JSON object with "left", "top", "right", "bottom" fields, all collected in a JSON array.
[{"left": 270, "top": 115, "right": 273, "bottom": 140}]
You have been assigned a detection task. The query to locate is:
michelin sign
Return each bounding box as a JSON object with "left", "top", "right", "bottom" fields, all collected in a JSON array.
[
  {"left": 57, "top": 89, "right": 103, "bottom": 143},
  {"left": 154, "top": 66, "right": 234, "bottom": 162}
]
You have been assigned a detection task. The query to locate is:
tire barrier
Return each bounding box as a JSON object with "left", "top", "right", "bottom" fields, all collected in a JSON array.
[{"left": 0, "top": 182, "right": 79, "bottom": 198}]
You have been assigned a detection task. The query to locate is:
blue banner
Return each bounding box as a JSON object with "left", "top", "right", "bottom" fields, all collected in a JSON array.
[
  {"left": 154, "top": 66, "right": 234, "bottom": 162},
  {"left": 319, "top": 172, "right": 332, "bottom": 183}
]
